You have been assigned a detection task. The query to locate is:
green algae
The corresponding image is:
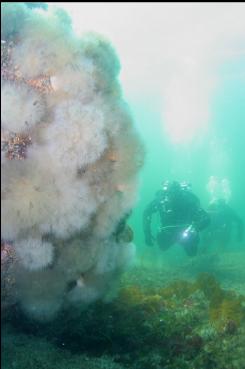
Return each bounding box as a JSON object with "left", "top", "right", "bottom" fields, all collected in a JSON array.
[{"left": 3, "top": 269, "right": 245, "bottom": 369}]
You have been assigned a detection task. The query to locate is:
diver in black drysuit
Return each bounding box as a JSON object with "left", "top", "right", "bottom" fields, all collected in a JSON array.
[
  {"left": 143, "top": 181, "right": 210, "bottom": 257},
  {"left": 204, "top": 198, "right": 244, "bottom": 250}
]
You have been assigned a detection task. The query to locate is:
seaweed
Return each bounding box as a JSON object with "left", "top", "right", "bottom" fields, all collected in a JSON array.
[{"left": 3, "top": 270, "right": 245, "bottom": 369}]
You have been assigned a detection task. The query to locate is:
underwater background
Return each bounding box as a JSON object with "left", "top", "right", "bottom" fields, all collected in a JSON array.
[
  {"left": 2, "top": 3, "right": 245, "bottom": 369},
  {"left": 129, "top": 66, "right": 245, "bottom": 263}
]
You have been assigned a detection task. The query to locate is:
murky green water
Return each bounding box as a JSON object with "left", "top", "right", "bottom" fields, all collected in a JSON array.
[{"left": 1, "top": 3, "right": 245, "bottom": 369}]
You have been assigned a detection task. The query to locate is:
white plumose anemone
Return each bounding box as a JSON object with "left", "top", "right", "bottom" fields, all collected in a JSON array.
[
  {"left": 50, "top": 57, "right": 96, "bottom": 100},
  {"left": 1, "top": 151, "right": 97, "bottom": 240},
  {"left": 1, "top": 2, "right": 144, "bottom": 321},
  {"left": 1, "top": 82, "right": 45, "bottom": 133},
  {"left": 15, "top": 238, "right": 54, "bottom": 271},
  {"left": 44, "top": 99, "right": 108, "bottom": 172}
]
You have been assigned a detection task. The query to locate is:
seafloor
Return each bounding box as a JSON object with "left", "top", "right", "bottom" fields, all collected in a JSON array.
[{"left": 2, "top": 251, "right": 245, "bottom": 369}]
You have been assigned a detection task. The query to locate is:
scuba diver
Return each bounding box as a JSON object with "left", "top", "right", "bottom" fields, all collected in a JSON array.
[
  {"left": 204, "top": 176, "right": 244, "bottom": 250},
  {"left": 143, "top": 181, "right": 210, "bottom": 257},
  {"left": 204, "top": 198, "right": 244, "bottom": 250}
]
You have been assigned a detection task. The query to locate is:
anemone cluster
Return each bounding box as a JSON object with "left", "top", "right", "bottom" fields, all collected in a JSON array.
[{"left": 1, "top": 3, "right": 144, "bottom": 321}]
